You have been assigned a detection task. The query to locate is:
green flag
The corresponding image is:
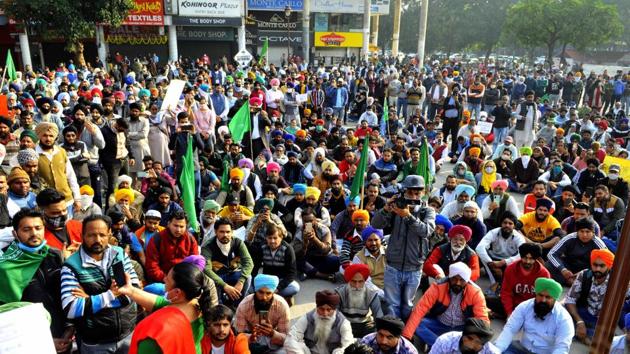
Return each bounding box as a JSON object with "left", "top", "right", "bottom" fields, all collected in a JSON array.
[
  {"left": 228, "top": 102, "right": 251, "bottom": 143},
  {"left": 5, "top": 51, "right": 16, "bottom": 83},
  {"left": 350, "top": 136, "right": 370, "bottom": 199},
  {"left": 0, "top": 242, "right": 49, "bottom": 303},
  {"left": 259, "top": 39, "right": 269, "bottom": 66},
  {"left": 417, "top": 137, "right": 433, "bottom": 191},
  {"left": 382, "top": 101, "right": 389, "bottom": 122},
  {"left": 181, "top": 135, "right": 199, "bottom": 232},
  {"left": 220, "top": 160, "right": 230, "bottom": 192}
]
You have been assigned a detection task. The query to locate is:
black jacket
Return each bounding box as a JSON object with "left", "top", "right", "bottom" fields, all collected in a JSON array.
[{"left": 99, "top": 122, "right": 133, "bottom": 166}]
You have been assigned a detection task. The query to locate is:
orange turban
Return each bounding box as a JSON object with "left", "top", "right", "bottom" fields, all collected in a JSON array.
[
  {"left": 296, "top": 130, "right": 307, "bottom": 138},
  {"left": 352, "top": 209, "right": 370, "bottom": 223},
  {"left": 230, "top": 168, "right": 244, "bottom": 181},
  {"left": 469, "top": 147, "right": 481, "bottom": 157},
  {"left": 591, "top": 249, "right": 614, "bottom": 268},
  {"left": 556, "top": 128, "right": 565, "bottom": 135}
]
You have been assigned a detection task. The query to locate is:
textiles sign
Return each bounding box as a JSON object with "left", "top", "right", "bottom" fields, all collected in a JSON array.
[
  {"left": 178, "top": 0, "right": 242, "bottom": 17},
  {"left": 122, "top": 0, "right": 164, "bottom": 25}
]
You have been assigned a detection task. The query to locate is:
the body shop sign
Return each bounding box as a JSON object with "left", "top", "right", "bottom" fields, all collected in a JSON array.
[
  {"left": 178, "top": 0, "right": 242, "bottom": 17},
  {"left": 315, "top": 32, "right": 363, "bottom": 48},
  {"left": 122, "top": 0, "right": 164, "bottom": 26}
]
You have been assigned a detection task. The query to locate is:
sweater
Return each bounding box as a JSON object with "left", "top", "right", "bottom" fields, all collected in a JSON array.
[
  {"left": 145, "top": 229, "right": 199, "bottom": 282},
  {"left": 500, "top": 260, "right": 550, "bottom": 315},
  {"left": 423, "top": 244, "right": 480, "bottom": 282},
  {"left": 547, "top": 232, "right": 607, "bottom": 274}
]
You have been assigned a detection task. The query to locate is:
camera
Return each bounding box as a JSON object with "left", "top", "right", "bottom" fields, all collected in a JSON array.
[{"left": 393, "top": 194, "right": 422, "bottom": 209}]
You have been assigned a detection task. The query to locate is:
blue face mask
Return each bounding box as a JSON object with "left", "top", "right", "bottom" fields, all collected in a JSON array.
[
  {"left": 17, "top": 239, "right": 47, "bottom": 253},
  {"left": 552, "top": 166, "right": 562, "bottom": 174}
]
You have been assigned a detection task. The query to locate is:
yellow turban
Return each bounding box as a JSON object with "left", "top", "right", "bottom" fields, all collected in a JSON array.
[
  {"left": 35, "top": 122, "right": 59, "bottom": 137},
  {"left": 230, "top": 168, "right": 244, "bottom": 181},
  {"left": 114, "top": 188, "right": 135, "bottom": 203},
  {"left": 322, "top": 160, "right": 335, "bottom": 172},
  {"left": 352, "top": 209, "right": 370, "bottom": 223},
  {"left": 305, "top": 186, "right": 321, "bottom": 200},
  {"left": 80, "top": 185, "right": 94, "bottom": 196}
]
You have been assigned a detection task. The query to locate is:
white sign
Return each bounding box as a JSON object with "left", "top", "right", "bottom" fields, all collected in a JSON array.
[
  {"left": 478, "top": 121, "right": 493, "bottom": 135},
  {"left": 311, "top": 0, "right": 389, "bottom": 14},
  {"left": 234, "top": 49, "right": 253, "bottom": 67},
  {"left": 296, "top": 93, "right": 308, "bottom": 103},
  {"left": 0, "top": 303, "right": 56, "bottom": 354},
  {"left": 178, "top": 0, "right": 242, "bottom": 18},
  {"left": 160, "top": 79, "right": 186, "bottom": 112}
]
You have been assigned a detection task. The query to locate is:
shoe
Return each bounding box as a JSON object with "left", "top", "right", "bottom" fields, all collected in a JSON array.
[{"left": 298, "top": 273, "right": 308, "bottom": 281}]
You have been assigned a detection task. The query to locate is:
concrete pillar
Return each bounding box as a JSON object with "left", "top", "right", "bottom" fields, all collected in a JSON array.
[
  {"left": 238, "top": 0, "right": 246, "bottom": 51},
  {"left": 96, "top": 25, "right": 108, "bottom": 65},
  {"left": 362, "top": 0, "right": 371, "bottom": 61},
  {"left": 303, "top": 0, "right": 311, "bottom": 64},
  {"left": 417, "top": 0, "right": 429, "bottom": 69},
  {"left": 370, "top": 15, "right": 379, "bottom": 46},
  {"left": 18, "top": 29, "right": 32, "bottom": 69},
  {"left": 391, "top": 0, "right": 402, "bottom": 56},
  {"left": 168, "top": 25, "right": 178, "bottom": 62}
]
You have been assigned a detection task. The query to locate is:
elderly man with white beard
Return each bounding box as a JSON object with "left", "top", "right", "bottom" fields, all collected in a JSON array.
[
  {"left": 335, "top": 263, "right": 386, "bottom": 338},
  {"left": 440, "top": 185, "right": 483, "bottom": 222},
  {"left": 286, "top": 290, "right": 354, "bottom": 354}
]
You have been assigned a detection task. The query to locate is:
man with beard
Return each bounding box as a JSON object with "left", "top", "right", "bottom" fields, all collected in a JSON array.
[
  {"left": 440, "top": 184, "right": 481, "bottom": 222},
  {"left": 202, "top": 218, "right": 253, "bottom": 307},
  {"left": 363, "top": 183, "right": 387, "bottom": 214},
  {"left": 424, "top": 225, "right": 481, "bottom": 283},
  {"left": 147, "top": 187, "right": 183, "bottom": 226},
  {"left": 397, "top": 147, "right": 421, "bottom": 182},
  {"left": 509, "top": 147, "right": 539, "bottom": 194},
  {"left": 313, "top": 160, "right": 339, "bottom": 197},
  {"left": 360, "top": 316, "right": 418, "bottom": 354},
  {"left": 245, "top": 198, "right": 287, "bottom": 272},
  {"left": 577, "top": 158, "right": 606, "bottom": 199},
  {"left": 339, "top": 210, "right": 370, "bottom": 269},
  {"left": 294, "top": 187, "right": 332, "bottom": 228},
  {"left": 560, "top": 202, "right": 601, "bottom": 236},
  {"left": 565, "top": 249, "right": 620, "bottom": 345},
  {"left": 216, "top": 168, "right": 255, "bottom": 210},
  {"left": 201, "top": 305, "right": 249, "bottom": 353},
  {"left": 60, "top": 214, "right": 141, "bottom": 354},
  {"left": 480, "top": 180, "right": 521, "bottom": 229},
  {"left": 241, "top": 97, "right": 272, "bottom": 160},
  {"left": 431, "top": 175, "right": 458, "bottom": 207},
  {"left": 126, "top": 102, "right": 150, "bottom": 179},
  {"left": 498, "top": 243, "right": 550, "bottom": 319},
  {"left": 430, "top": 318, "right": 499, "bottom": 354},
  {"left": 36, "top": 122, "right": 81, "bottom": 211},
  {"left": 335, "top": 263, "right": 385, "bottom": 337},
  {"left": 547, "top": 218, "right": 608, "bottom": 286},
  {"left": 523, "top": 181, "right": 555, "bottom": 214},
  {"left": 0, "top": 209, "right": 73, "bottom": 353},
  {"left": 72, "top": 104, "right": 105, "bottom": 206},
  {"left": 144, "top": 210, "right": 198, "bottom": 283},
  {"left": 339, "top": 150, "right": 357, "bottom": 183},
  {"left": 34, "top": 96, "right": 65, "bottom": 132},
  {"left": 199, "top": 200, "right": 220, "bottom": 246},
  {"left": 16, "top": 148, "right": 47, "bottom": 194},
  {"left": 403, "top": 262, "right": 489, "bottom": 347},
  {"left": 517, "top": 198, "right": 564, "bottom": 252},
  {"left": 590, "top": 184, "right": 625, "bottom": 238},
  {"left": 552, "top": 185, "right": 578, "bottom": 224},
  {"left": 99, "top": 116, "right": 134, "bottom": 210},
  {"left": 223, "top": 142, "right": 246, "bottom": 168},
  {"left": 264, "top": 161, "right": 291, "bottom": 194},
  {"left": 331, "top": 196, "right": 360, "bottom": 250},
  {"left": 234, "top": 274, "right": 290, "bottom": 352},
  {"left": 6, "top": 166, "right": 37, "bottom": 217},
  {"left": 494, "top": 277, "right": 573, "bottom": 353},
  {"left": 286, "top": 290, "right": 354, "bottom": 354},
  {"left": 453, "top": 202, "right": 487, "bottom": 249},
  {"left": 281, "top": 151, "right": 305, "bottom": 185},
  {"left": 353, "top": 227, "right": 386, "bottom": 290},
  {"left": 323, "top": 176, "right": 351, "bottom": 218}
]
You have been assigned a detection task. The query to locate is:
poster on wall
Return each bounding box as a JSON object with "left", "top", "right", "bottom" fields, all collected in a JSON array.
[
  {"left": 122, "top": 0, "right": 164, "bottom": 25},
  {"left": 314, "top": 13, "right": 328, "bottom": 32},
  {"left": 314, "top": 32, "right": 363, "bottom": 48},
  {"left": 178, "top": 0, "right": 242, "bottom": 17}
]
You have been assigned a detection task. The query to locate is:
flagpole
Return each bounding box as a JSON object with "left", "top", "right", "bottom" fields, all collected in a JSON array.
[
  {"left": 249, "top": 111, "right": 254, "bottom": 159},
  {"left": 0, "top": 63, "right": 8, "bottom": 93}
]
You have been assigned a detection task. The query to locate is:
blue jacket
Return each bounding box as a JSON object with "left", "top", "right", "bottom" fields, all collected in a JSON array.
[{"left": 325, "top": 86, "right": 349, "bottom": 108}]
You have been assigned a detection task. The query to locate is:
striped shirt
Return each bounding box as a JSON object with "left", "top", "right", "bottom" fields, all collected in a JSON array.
[{"left": 339, "top": 229, "right": 364, "bottom": 265}]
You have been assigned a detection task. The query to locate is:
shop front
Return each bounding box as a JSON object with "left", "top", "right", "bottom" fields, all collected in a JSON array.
[
  {"left": 246, "top": 10, "right": 303, "bottom": 65},
  {"left": 314, "top": 31, "right": 363, "bottom": 65}
]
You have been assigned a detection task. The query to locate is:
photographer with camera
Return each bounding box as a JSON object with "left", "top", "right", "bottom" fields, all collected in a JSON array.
[{"left": 371, "top": 175, "right": 436, "bottom": 321}]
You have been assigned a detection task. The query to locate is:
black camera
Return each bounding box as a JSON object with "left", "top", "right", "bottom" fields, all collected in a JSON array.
[{"left": 394, "top": 194, "right": 422, "bottom": 209}]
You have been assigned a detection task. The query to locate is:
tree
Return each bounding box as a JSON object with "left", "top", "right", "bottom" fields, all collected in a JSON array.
[
  {"left": 1, "top": 0, "right": 134, "bottom": 66},
  {"left": 562, "top": 0, "right": 623, "bottom": 52}
]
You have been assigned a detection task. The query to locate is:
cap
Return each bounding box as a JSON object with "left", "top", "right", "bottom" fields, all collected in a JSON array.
[
  {"left": 504, "top": 136, "right": 513, "bottom": 143},
  {"left": 609, "top": 164, "right": 621, "bottom": 172},
  {"left": 145, "top": 209, "right": 162, "bottom": 219},
  {"left": 402, "top": 175, "right": 425, "bottom": 189}
]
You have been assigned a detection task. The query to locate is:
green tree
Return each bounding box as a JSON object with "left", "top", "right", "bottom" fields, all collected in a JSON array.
[
  {"left": 562, "top": 0, "right": 623, "bottom": 52},
  {"left": 1, "top": 0, "right": 134, "bottom": 66}
]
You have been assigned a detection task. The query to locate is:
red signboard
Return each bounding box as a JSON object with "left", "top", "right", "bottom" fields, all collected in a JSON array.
[{"left": 122, "top": 0, "right": 164, "bottom": 26}]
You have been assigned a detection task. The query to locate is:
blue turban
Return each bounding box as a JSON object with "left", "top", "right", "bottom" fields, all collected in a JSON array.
[
  {"left": 454, "top": 184, "right": 476, "bottom": 198},
  {"left": 254, "top": 274, "right": 279, "bottom": 292},
  {"left": 283, "top": 133, "right": 296, "bottom": 142},
  {"left": 625, "top": 312, "right": 630, "bottom": 330},
  {"left": 293, "top": 183, "right": 307, "bottom": 194},
  {"left": 435, "top": 214, "right": 453, "bottom": 233},
  {"left": 345, "top": 195, "right": 361, "bottom": 206},
  {"left": 361, "top": 226, "right": 384, "bottom": 241}
]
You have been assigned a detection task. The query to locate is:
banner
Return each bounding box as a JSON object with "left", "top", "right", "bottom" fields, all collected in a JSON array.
[
  {"left": 314, "top": 32, "right": 363, "bottom": 48},
  {"left": 122, "top": 0, "right": 164, "bottom": 25},
  {"left": 160, "top": 79, "right": 186, "bottom": 112},
  {"left": 247, "top": 0, "right": 303, "bottom": 11},
  {"left": 603, "top": 156, "right": 630, "bottom": 182},
  {"left": 178, "top": 0, "right": 242, "bottom": 17},
  {"left": 311, "top": 0, "right": 389, "bottom": 14}
]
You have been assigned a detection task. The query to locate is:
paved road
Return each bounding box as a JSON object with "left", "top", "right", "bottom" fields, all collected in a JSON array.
[{"left": 287, "top": 159, "right": 592, "bottom": 353}]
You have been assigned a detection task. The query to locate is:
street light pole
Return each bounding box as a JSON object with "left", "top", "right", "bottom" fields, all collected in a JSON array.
[{"left": 285, "top": 5, "right": 292, "bottom": 66}]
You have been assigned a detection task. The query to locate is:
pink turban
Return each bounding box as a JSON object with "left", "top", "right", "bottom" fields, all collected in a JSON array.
[{"left": 491, "top": 179, "right": 509, "bottom": 191}]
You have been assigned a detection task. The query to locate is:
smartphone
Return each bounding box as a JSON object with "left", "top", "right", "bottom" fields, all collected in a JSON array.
[
  {"left": 304, "top": 222, "right": 313, "bottom": 235},
  {"left": 259, "top": 310, "right": 269, "bottom": 324},
  {"left": 137, "top": 171, "right": 148, "bottom": 178},
  {"left": 112, "top": 261, "right": 127, "bottom": 286}
]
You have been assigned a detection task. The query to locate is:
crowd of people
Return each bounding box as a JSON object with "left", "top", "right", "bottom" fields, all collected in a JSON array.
[{"left": 0, "top": 52, "right": 630, "bottom": 354}]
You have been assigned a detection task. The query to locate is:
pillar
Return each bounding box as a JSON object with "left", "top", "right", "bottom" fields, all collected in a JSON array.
[
  {"left": 168, "top": 25, "right": 178, "bottom": 62},
  {"left": 362, "top": 0, "right": 371, "bottom": 61},
  {"left": 303, "top": 0, "right": 311, "bottom": 64},
  {"left": 96, "top": 25, "right": 108, "bottom": 65},
  {"left": 391, "top": 0, "right": 402, "bottom": 56},
  {"left": 370, "top": 15, "right": 379, "bottom": 46},
  {"left": 417, "top": 0, "right": 429, "bottom": 69},
  {"left": 18, "top": 29, "right": 32, "bottom": 69}
]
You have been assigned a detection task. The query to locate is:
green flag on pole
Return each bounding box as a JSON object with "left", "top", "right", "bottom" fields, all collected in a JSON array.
[
  {"left": 181, "top": 135, "right": 199, "bottom": 232},
  {"left": 228, "top": 102, "right": 251, "bottom": 143},
  {"left": 220, "top": 160, "right": 231, "bottom": 192},
  {"left": 350, "top": 136, "right": 370, "bottom": 199},
  {"left": 382, "top": 102, "right": 389, "bottom": 122},
  {"left": 417, "top": 137, "right": 433, "bottom": 191},
  {"left": 259, "top": 39, "right": 269, "bottom": 66},
  {"left": 5, "top": 51, "right": 16, "bottom": 82}
]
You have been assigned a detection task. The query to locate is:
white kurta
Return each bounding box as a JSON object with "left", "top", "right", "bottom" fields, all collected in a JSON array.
[{"left": 514, "top": 103, "right": 540, "bottom": 148}]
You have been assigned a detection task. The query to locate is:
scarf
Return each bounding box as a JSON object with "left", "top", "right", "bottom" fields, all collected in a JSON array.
[
  {"left": 216, "top": 238, "right": 231, "bottom": 257},
  {"left": 480, "top": 162, "right": 497, "bottom": 193},
  {"left": 0, "top": 242, "right": 49, "bottom": 303}
]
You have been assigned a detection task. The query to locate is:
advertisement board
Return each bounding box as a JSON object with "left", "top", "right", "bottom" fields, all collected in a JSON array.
[
  {"left": 123, "top": 0, "right": 164, "bottom": 25},
  {"left": 247, "top": 0, "right": 304, "bottom": 11},
  {"left": 314, "top": 32, "right": 363, "bottom": 47},
  {"left": 178, "top": 0, "right": 242, "bottom": 17},
  {"left": 311, "top": 0, "right": 389, "bottom": 14}
]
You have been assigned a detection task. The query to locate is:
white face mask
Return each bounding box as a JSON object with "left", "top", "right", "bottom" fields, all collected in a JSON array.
[
  {"left": 609, "top": 173, "right": 619, "bottom": 180},
  {"left": 485, "top": 167, "right": 494, "bottom": 174},
  {"left": 80, "top": 195, "right": 93, "bottom": 210}
]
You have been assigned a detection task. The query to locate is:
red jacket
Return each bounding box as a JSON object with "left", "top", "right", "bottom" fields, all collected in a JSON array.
[
  {"left": 500, "top": 260, "right": 550, "bottom": 315},
  {"left": 145, "top": 228, "right": 199, "bottom": 283},
  {"left": 44, "top": 220, "right": 83, "bottom": 251},
  {"left": 201, "top": 331, "right": 250, "bottom": 354},
  {"left": 423, "top": 244, "right": 480, "bottom": 282},
  {"left": 523, "top": 194, "right": 555, "bottom": 214}
]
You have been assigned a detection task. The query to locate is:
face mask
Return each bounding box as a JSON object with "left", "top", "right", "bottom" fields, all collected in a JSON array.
[
  {"left": 163, "top": 289, "right": 174, "bottom": 303},
  {"left": 286, "top": 88, "right": 293, "bottom": 93},
  {"left": 80, "top": 195, "right": 94, "bottom": 210},
  {"left": 227, "top": 92, "right": 233, "bottom": 97},
  {"left": 485, "top": 167, "right": 494, "bottom": 174},
  {"left": 458, "top": 168, "right": 466, "bottom": 175},
  {"left": 316, "top": 126, "right": 323, "bottom": 132},
  {"left": 552, "top": 166, "right": 562, "bottom": 174},
  {"left": 17, "top": 239, "right": 47, "bottom": 253},
  {"left": 92, "top": 97, "right": 102, "bottom": 105},
  {"left": 609, "top": 173, "right": 619, "bottom": 180},
  {"left": 521, "top": 156, "right": 531, "bottom": 165},
  {"left": 45, "top": 214, "right": 67, "bottom": 229},
  {"left": 501, "top": 154, "right": 510, "bottom": 161}
]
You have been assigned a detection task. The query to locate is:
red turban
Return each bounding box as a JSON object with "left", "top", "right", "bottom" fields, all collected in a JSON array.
[
  {"left": 448, "top": 225, "right": 472, "bottom": 242},
  {"left": 591, "top": 249, "right": 614, "bottom": 268},
  {"left": 249, "top": 97, "right": 263, "bottom": 107},
  {"left": 344, "top": 263, "right": 370, "bottom": 283}
]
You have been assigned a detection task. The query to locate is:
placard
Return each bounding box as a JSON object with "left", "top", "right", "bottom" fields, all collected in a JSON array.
[
  {"left": 478, "top": 121, "right": 493, "bottom": 135},
  {"left": 296, "top": 93, "right": 308, "bottom": 103},
  {"left": 0, "top": 303, "right": 56, "bottom": 354},
  {"left": 160, "top": 80, "right": 186, "bottom": 112},
  {"left": 314, "top": 32, "right": 363, "bottom": 48}
]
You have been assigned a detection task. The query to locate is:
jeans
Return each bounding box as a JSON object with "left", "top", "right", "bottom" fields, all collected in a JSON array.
[
  {"left": 577, "top": 306, "right": 598, "bottom": 337},
  {"left": 89, "top": 164, "right": 103, "bottom": 208},
  {"left": 468, "top": 103, "right": 482, "bottom": 120},
  {"left": 79, "top": 332, "right": 132, "bottom": 354},
  {"left": 217, "top": 271, "right": 252, "bottom": 306},
  {"left": 397, "top": 97, "right": 408, "bottom": 119},
  {"left": 492, "top": 127, "right": 510, "bottom": 151},
  {"left": 277, "top": 280, "right": 301, "bottom": 297},
  {"left": 428, "top": 102, "right": 440, "bottom": 121},
  {"left": 383, "top": 265, "right": 421, "bottom": 321},
  {"left": 415, "top": 317, "right": 464, "bottom": 346},
  {"left": 102, "top": 160, "right": 123, "bottom": 210},
  {"left": 442, "top": 118, "right": 460, "bottom": 156},
  {"left": 333, "top": 107, "right": 346, "bottom": 122},
  {"left": 301, "top": 254, "right": 340, "bottom": 276}
]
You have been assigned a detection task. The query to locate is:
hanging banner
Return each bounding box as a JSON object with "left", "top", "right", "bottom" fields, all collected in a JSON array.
[
  {"left": 122, "top": 0, "right": 164, "bottom": 26},
  {"left": 178, "top": 0, "right": 242, "bottom": 17},
  {"left": 314, "top": 32, "right": 363, "bottom": 48}
]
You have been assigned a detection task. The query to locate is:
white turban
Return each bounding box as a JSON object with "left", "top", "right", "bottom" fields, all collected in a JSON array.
[
  {"left": 117, "top": 174, "right": 132, "bottom": 187},
  {"left": 463, "top": 201, "right": 478, "bottom": 210},
  {"left": 449, "top": 262, "right": 471, "bottom": 283}
]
